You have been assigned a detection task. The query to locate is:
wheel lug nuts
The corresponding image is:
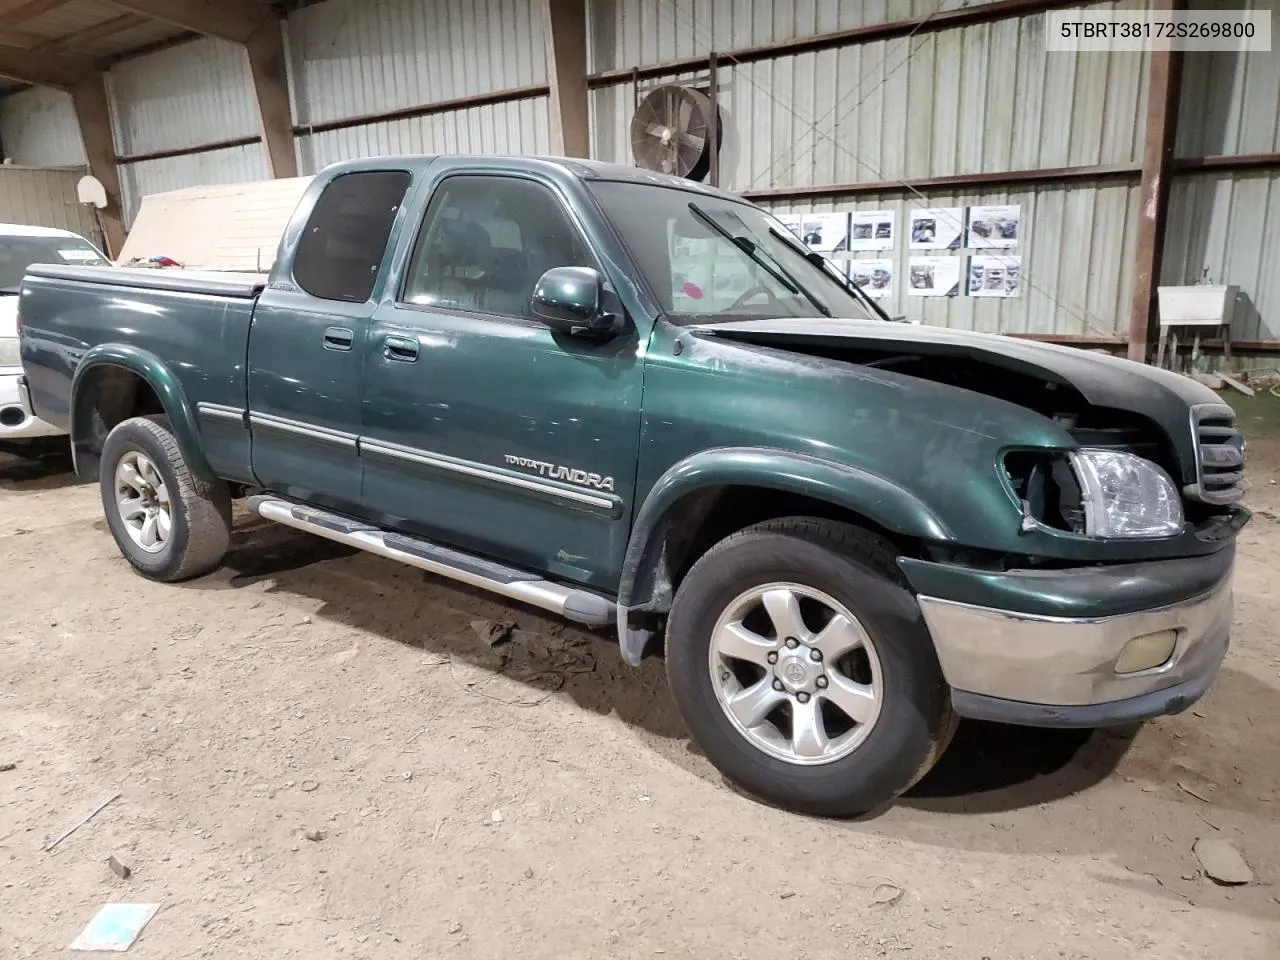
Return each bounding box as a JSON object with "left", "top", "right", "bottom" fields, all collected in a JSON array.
[
  {"left": 810, "top": 649, "right": 822, "bottom": 661},
  {"left": 816, "top": 676, "right": 828, "bottom": 689},
  {"left": 772, "top": 680, "right": 784, "bottom": 692},
  {"left": 796, "top": 692, "right": 810, "bottom": 703},
  {"left": 785, "top": 637, "right": 799, "bottom": 649},
  {"left": 766, "top": 652, "right": 778, "bottom": 664}
]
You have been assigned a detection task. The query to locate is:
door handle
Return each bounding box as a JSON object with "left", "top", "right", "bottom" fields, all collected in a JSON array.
[
  {"left": 383, "top": 335, "right": 419, "bottom": 362},
  {"left": 323, "top": 326, "right": 354, "bottom": 351}
]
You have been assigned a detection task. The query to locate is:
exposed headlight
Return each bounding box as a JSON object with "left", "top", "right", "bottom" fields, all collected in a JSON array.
[
  {"left": 1070, "top": 448, "right": 1183, "bottom": 538},
  {"left": 0, "top": 337, "right": 20, "bottom": 367}
]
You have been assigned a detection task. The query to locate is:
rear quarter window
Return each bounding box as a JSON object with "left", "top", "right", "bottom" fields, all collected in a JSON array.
[{"left": 293, "top": 170, "right": 412, "bottom": 303}]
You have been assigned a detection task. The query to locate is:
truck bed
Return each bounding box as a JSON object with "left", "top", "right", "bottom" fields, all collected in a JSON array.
[{"left": 19, "top": 264, "right": 264, "bottom": 437}]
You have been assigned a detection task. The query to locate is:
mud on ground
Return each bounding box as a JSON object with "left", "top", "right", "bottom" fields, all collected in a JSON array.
[{"left": 0, "top": 404, "right": 1277, "bottom": 959}]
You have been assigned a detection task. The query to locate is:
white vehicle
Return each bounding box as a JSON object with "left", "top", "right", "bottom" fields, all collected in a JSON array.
[{"left": 0, "top": 224, "right": 111, "bottom": 443}]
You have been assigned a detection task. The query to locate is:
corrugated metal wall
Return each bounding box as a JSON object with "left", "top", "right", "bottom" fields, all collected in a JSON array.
[
  {"left": 0, "top": 165, "right": 105, "bottom": 247},
  {"left": 0, "top": 0, "right": 1271, "bottom": 347},
  {"left": 0, "top": 86, "right": 85, "bottom": 166},
  {"left": 1164, "top": 0, "right": 1280, "bottom": 345}
]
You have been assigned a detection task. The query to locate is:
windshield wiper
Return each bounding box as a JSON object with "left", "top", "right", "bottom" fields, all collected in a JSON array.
[
  {"left": 767, "top": 226, "right": 895, "bottom": 324},
  {"left": 687, "top": 203, "right": 831, "bottom": 317}
]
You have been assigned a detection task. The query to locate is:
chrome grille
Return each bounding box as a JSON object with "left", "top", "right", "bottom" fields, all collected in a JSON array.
[{"left": 1188, "top": 403, "right": 1245, "bottom": 505}]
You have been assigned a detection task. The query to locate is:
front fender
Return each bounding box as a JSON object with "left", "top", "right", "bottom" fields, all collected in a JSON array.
[
  {"left": 70, "top": 343, "right": 213, "bottom": 482},
  {"left": 615, "top": 446, "right": 955, "bottom": 664}
]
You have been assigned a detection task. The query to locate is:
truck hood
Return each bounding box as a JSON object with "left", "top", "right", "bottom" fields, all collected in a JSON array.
[{"left": 691, "top": 316, "right": 1220, "bottom": 479}]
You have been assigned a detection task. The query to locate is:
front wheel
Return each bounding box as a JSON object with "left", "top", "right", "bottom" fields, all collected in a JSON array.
[
  {"left": 100, "top": 415, "right": 231, "bottom": 582},
  {"left": 665, "top": 517, "right": 956, "bottom": 817}
]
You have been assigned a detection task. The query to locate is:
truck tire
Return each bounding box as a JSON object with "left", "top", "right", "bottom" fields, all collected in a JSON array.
[
  {"left": 99, "top": 414, "right": 231, "bottom": 582},
  {"left": 665, "top": 517, "right": 956, "bottom": 817}
]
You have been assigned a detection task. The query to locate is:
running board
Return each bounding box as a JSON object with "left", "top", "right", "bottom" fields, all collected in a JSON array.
[{"left": 246, "top": 495, "right": 615, "bottom": 627}]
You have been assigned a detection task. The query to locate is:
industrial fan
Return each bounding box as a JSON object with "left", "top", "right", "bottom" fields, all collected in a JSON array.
[{"left": 630, "top": 84, "right": 720, "bottom": 181}]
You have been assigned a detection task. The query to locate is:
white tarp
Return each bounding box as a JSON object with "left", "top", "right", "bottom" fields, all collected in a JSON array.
[{"left": 117, "top": 176, "right": 314, "bottom": 272}]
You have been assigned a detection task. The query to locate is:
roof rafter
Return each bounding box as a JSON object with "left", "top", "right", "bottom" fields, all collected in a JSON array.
[{"left": 107, "top": 0, "right": 272, "bottom": 46}]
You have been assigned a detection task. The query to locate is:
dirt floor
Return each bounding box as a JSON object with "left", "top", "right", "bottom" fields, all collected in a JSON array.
[{"left": 1, "top": 396, "right": 1278, "bottom": 960}]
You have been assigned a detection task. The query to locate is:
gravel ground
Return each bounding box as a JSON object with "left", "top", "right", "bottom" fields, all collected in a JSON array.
[{"left": 0, "top": 416, "right": 1277, "bottom": 959}]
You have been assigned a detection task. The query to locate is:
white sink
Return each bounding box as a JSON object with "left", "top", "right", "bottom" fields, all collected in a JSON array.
[{"left": 1156, "top": 284, "right": 1238, "bottom": 327}]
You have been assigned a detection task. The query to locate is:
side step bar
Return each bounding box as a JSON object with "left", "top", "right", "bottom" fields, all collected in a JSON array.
[{"left": 246, "top": 495, "right": 615, "bottom": 627}]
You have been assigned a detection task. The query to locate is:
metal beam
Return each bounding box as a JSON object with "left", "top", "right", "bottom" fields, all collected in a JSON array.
[
  {"left": 244, "top": 18, "right": 297, "bottom": 178},
  {"left": 0, "top": 41, "right": 94, "bottom": 88},
  {"left": 107, "top": 0, "right": 270, "bottom": 45},
  {"left": 1127, "top": 0, "right": 1183, "bottom": 364},
  {"left": 69, "top": 75, "right": 125, "bottom": 257},
  {"left": 36, "top": 12, "right": 148, "bottom": 53},
  {"left": 542, "top": 0, "right": 589, "bottom": 158}
]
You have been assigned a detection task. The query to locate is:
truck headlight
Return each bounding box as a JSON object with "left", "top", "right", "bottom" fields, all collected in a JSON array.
[
  {"left": 1070, "top": 448, "right": 1183, "bottom": 538},
  {"left": 0, "top": 337, "right": 20, "bottom": 367}
]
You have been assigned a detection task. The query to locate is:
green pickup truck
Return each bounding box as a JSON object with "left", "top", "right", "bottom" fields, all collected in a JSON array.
[{"left": 18, "top": 155, "right": 1248, "bottom": 816}]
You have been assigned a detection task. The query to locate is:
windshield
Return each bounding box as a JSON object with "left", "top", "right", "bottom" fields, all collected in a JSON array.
[
  {"left": 588, "top": 181, "right": 876, "bottom": 322},
  {"left": 0, "top": 235, "right": 109, "bottom": 294}
]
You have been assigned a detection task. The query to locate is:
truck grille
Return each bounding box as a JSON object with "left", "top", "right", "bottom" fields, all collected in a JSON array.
[{"left": 1188, "top": 403, "right": 1245, "bottom": 505}]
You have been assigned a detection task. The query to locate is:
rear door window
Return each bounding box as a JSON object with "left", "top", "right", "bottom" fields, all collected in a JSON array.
[{"left": 293, "top": 171, "right": 412, "bottom": 303}]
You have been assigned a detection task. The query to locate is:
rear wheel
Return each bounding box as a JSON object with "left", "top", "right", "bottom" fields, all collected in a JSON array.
[
  {"left": 665, "top": 517, "right": 956, "bottom": 817},
  {"left": 100, "top": 415, "right": 231, "bottom": 581}
]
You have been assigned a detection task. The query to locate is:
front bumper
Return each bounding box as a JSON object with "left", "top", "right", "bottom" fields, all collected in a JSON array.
[
  {"left": 0, "top": 372, "right": 63, "bottom": 440},
  {"left": 905, "top": 550, "right": 1234, "bottom": 728}
]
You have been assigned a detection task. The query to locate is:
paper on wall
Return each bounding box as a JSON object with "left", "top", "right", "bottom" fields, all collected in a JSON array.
[
  {"left": 968, "top": 255, "right": 1022, "bottom": 298},
  {"left": 907, "top": 256, "right": 961, "bottom": 297},
  {"left": 793, "top": 212, "right": 850, "bottom": 253},
  {"left": 845, "top": 258, "right": 894, "bottom": 299},
  {"left": 848, "top": 210, "right": 895, "bottom": 251},
  {"left": 908, "top": 207, "right": 964, "bottom": 250},
  {"left": 967, "top": 205, "right": 1021, "bottom": 249}
]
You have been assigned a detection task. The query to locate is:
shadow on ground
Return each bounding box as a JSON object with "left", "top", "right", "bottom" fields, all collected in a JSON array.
[
  {"left": 188, "top": 514, "right": 1170, "bottom": 816},
  {"left": 0, "top": 440, "right": 82, "bottom": 493}
]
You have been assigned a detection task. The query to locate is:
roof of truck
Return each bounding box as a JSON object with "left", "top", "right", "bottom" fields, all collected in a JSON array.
[
  {"left": 0, "top": 222, "right": 88, "bottom": 239},
  {"left": 319, "top": 154, "right": 746, "bottom": 204}
]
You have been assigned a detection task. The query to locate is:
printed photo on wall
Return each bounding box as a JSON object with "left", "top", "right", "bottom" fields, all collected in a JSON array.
[
  {"left": 845, "top": 259, "right": 894, "bottom": 299},
  {"left": 908, "top": 207, "right": 964, "bottom": 250},
  {"left": 968, "top": 256, "right": 1022, "bottom": 297},
  {"left": 907, "top": 256, "right": 961, "bottom": 297},
  {"left": 967, "top": 205, "right": 1021, "bottom": 249},
  {"left": 774, "top": 214, "right": 804, "bottom": 241},
  {"left": 793, "top": 212, "right": 851, "bottom": 253},
  {"left": 848, "top": 211, "right": 895, "bottom": 251}
]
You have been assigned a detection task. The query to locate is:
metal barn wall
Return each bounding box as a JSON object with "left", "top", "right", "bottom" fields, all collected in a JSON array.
[
  {"left": 0, "top": 86, "right": 85, "bottom": 166},
  {"left": 591, "top": 0, "right": 1149, "bottom": 337},
  {"left": 1164, "top": 0, "right": 1280, "bottom": 346},
  {"left": 0, "top": 165, "right": 105, "bottom": 247}
]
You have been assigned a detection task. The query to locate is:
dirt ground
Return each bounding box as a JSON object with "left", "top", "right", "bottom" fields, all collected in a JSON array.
[{"left": 1, "top": 400, "right": 1278, "bottom": 960}]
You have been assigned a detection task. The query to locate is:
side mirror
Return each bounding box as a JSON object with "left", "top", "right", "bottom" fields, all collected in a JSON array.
[{"left": 530, "top": 266, "right": 621, "bottom": 340}]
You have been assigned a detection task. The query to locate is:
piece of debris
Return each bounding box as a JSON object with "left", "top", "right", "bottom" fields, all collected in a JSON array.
[
  {"left": 0, "top": 762, "right": 15, "bottom": 773},
  {"left": 1218, "top": 374, "right": 1254, "bottom": 397},
  {"left": 471, "top": 619, "right": 516, "bottom": 647},
  {"left": 779, "top": 890, "right": 795, "bottom": 900},
  {"left": 300, "top": 780, "right": 320, "bottom": 793},
  {"left": 1189, "top": 372, "right": 1224, "bottom": 390},
  {"left": 107, "top": 855, "right": 132, "bottom": 880},
  {"left": 448, "top": 921, "right": 463, "bottom": 935},
  {"left": 490, "top": 809, "right": 504, "bottom": 824},
  {"left": 304, "top": 829, "right": 325, "bottom": 842},
  {"left": 523, "top": 867, "right": 535, "bottom": 880},
  {"left": 300, "top": 615, "right": 313, "bottom": 625},
  {"left": 870, "top": 883, "right": 905, "bottom": 906},
  {"left": 1194, "top": 837, "right": 1252, "bottom": 885},
  {"left": 70, "top": 903, "right": 160, "bottom": 952},
  {"left": 1177, "top": 781, "right": 1212, "bottom": 803},
  {"left": 45, "top": 793, "right": 122, "bottom": 852}
]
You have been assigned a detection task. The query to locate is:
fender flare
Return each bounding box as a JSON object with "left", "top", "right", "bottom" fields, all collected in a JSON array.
[
  {"left": 70, "top": 343, "right": 213, "bottom": 482},
  {"left": 615, "top": 446, "right": 954, "bottom": 665}
]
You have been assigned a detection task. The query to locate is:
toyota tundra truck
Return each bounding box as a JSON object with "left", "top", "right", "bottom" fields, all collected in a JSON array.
[{"left": 17, "top": 156, "right": 1249, "bottom": 817}]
